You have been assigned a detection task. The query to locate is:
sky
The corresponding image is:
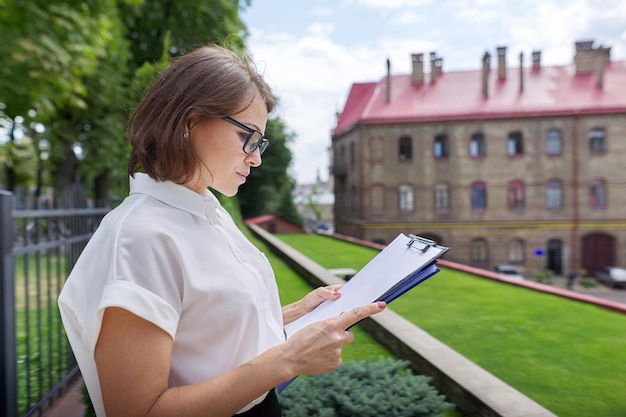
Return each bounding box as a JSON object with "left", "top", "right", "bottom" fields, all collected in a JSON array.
[{"left": 241, "top": 0, "right": 626, "bottom": 185}]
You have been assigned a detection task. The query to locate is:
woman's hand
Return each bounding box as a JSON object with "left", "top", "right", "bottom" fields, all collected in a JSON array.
[
  {"left": 282, "top": 284, "right": 343, "bottom": 325},
  {"left": 280, "top": 301, "right": 386, "bottom": 376}
]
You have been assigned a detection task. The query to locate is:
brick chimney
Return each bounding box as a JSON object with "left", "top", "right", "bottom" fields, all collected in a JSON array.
[
  {"left": 430, "top": 52, "right": 438, "bottom": 83},
  {"left": 532, "top": 51, "right": 541, "bottom": 71},
  {"left": 497, "top": 46, "right": 506, "bottom": 80},
  {"left": 574, "top": 40, "right": 611, "bottom": 74},
  {"left": 482, "top": 51, "right": 491, "bottom": 98},
  {"left": 386, "top": 58, "right": 391, "bottom": 103},
  {"left": 519, "top": 52, "right": 524, "bottom": 92},
  {"left": 411, "top": 53, "right": 424, "bottom": 85}
]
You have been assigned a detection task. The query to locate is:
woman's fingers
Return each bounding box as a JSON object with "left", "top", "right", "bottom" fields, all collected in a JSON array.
[{"left": 336, "top": 301, "right": 386, "bottom": 331}]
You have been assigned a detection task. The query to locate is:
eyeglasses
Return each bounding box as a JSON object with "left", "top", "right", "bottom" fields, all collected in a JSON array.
[{"left": 223, "top": 117, "right": 270, "bottom": 155}]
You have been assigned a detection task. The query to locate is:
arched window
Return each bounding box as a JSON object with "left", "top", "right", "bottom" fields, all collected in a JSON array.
[
  {"left": 471, "top": 181, "right": 487, "bottom": 210},
  {"left": 589, "top": 128, "right": 606, "bottom": 153},
  {"left": 507, "top": 180, "right": 524, "bottom": 210},
  {"left": 434, "top": 134, "right": 449, "bottom": 159},
  {"left": 469, "top": 133, "right": 485, "bottom": 158},
  {"left": 546, "top": 179, "right": 563, "bottom": 209},
  {"left": 508, "top": 239, "right": 525, "bottom": 264},
  {"left": 590, "top": 179, "right": 607, "bottom": 209},
  {"left": 507, "top": 131, "right": 524, "bottom": 156},
  {"left": 546, "top": 129, "right": 562, "bottom": 155},
  {"left": 398, "top": 184, "right": 414, "bottom": 212},
  {"left": 470, "top": 238, "right": 489, "bottom": 267},
  {"left": 434, "top": 183, "right": 450, "bottom": 213},
  {"left": 399, "top": 136, "right": 412, "bottom": 161}
]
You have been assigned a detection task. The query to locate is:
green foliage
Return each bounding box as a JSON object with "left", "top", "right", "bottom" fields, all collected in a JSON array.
[{"left": 279, "top": 358, "right": 452, "bottom": 417}]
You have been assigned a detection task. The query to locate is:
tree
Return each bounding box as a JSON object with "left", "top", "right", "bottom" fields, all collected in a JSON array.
[
  {"left": 0, "top": 0, "right": 130, "bottom": 206},
  {"left": 238, "top": 117, "right": 302, "bottom": 225}
]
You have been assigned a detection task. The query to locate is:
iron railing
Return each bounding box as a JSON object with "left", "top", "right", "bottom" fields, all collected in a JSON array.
[{"left": 0, "top": 191, "right": 109, "bottom": 417}]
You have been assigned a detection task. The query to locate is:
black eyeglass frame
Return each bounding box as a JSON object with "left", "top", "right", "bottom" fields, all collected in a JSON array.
[{"left": 223, "top": 117, "right": 270, "bottom": 155}]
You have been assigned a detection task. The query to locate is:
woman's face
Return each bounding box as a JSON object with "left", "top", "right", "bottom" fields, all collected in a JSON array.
[{"left": 185, "top": 97, "right": 268, "bottom": 196}]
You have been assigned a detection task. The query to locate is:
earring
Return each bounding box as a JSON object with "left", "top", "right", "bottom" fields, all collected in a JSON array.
[{"left": 183, "top": 131, "right": 189, "bottom": 139}]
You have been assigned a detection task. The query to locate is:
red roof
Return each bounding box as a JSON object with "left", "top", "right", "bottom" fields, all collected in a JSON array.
[{"left": 333, "top": 61, "right": 626, "bottom": 138}]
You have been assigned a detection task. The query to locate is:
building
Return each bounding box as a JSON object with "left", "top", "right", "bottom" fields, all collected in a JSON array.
[
  {"left": 293, "top": 176, "right": 335, "bottom": 233},
  {"left": 331, "top": 40, "right": 626, "bottom": 277}
]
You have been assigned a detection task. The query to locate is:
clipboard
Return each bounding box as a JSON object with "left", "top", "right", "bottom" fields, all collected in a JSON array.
[{"left": 278, "top": 233, "right": 449, "bottom": 392}]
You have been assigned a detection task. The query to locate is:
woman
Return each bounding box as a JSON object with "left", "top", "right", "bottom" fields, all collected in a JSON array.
[{"left": 58, "top": 44, "right": 385, "bottom": 417}]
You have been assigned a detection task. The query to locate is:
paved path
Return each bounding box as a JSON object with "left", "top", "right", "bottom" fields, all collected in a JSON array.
[{"left": 550, "top": 276, "right": 626, "bottom": 305}]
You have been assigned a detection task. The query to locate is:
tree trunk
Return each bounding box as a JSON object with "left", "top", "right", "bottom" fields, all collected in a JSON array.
[
  {"left": 52, "top": 138, "right": 78, "bottom": 208},
  {"left": 93, "top": 171, "right": 109, "bottom": 207}
]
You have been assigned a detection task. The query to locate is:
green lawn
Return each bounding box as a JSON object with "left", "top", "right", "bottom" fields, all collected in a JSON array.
[{"left": 274, "top": 233, "right": 626, "bottom": 417}]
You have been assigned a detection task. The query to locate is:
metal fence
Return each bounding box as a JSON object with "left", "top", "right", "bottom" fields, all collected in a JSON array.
[{"left": 0, "top": 191, "right": 109, "bottom": 417}]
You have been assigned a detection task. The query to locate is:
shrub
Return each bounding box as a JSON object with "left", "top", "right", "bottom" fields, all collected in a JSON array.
[{"left": 279, "top": 357, "right": 453, "bottom": 417}]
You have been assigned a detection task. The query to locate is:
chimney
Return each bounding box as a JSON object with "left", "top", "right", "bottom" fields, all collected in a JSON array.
[
  {"left": 595, "top": 55, "right": 605, "bottom": 89},
  {"left": 430, "top": 52, "right": 438, "bottom": 84},
  {"left": 575, "top": 40, "right": 611, "bottom": 74},
  {"left": 435, "top": 57, "right": 443, "bottom": 76},
  {"left": 519, "top": 52, "right": 524, "bottom": 92},
  {"left": 482, "top": 51, "right": 490, "bottom": 98},
  {"left": 411, "top": 53, "right": 424, "bottom": 85},
  {"left": 532, "top": 50, "right": 541, "bottom": 71},
  {"left": 386, "top": 58, "right": 391, "bottom": 103},
  {"left": 497, "top": 46, "right": 506, "bottom": 80}
]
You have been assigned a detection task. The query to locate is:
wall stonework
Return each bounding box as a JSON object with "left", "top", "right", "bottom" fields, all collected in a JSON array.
[{"left": 333, "top": 112, "right": 626, "bottom": 275}]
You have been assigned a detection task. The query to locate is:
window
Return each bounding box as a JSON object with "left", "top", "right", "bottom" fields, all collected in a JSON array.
[
  {"left": 546, "top": 129, "right": 562, "bottom": 155},
  {"left": 507, "top": 180, "right": 524, "bottom": 210},
  {"left": 399, "top": 136, "right": 412, "bottom": 161},
  {"left": 589, "top": 128, "right": 606, "bottom": 153},
  {"left": 508, "top": 239, "right": 525, "bottom": 264},
  {"left": 507, "top": 131, "right": 523, "bottom": 156},
  {"left": 471, "top": 181, "right": 487, "bottom": 210},
  {"left": 546, "top": 179, "right": 563, "bottom": 209},
  {"left": 469, "top": 133, "right": 485, "bottom": 158},
  {"left": 470, "top": 238, "right": 488, "bottom": 267},
  {"left": 434, "top": 183, "right": 450, "bottom": 213},
  {"left": 398, "top": 184, "right": 414, "bottom": 212},
  {"left": 434, "top": 134, "right": 449, "bottom": 159},
  {"left": 590, "top": 179, "right": 607, "bottom": 209}
]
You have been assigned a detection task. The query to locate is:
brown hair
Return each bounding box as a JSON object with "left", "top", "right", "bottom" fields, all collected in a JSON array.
[{"left": 126, "top": 45, "right": 276, "bottom": 183}]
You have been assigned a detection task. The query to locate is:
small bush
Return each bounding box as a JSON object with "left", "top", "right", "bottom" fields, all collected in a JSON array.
[{"left": 279, "top": 357, "right": 453, "bottom": 417}]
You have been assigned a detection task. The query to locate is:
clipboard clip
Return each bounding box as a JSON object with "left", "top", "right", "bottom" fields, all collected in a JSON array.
[{"left": 406, "top": 234, "right": 436, "bottom": 252}]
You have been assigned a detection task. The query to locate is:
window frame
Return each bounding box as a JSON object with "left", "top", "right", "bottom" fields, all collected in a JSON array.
[
  {"left": 469, "top": 132, "right": 485, "bottom": 158},
  {"left": 507, "top": 180, "right": 525, "bottom": 211},
  {"left": 546, "top": 128, "right": 563, "bottom": 156},
  {"left": 589, "top": 128, "right": 606, "bottom": 154},
  {"left": 546, "top": 179, "right": 563, "bottom": 210},
  {"left": 399, "top": 136, "right": 413, "bottom": 162},
  {"left": 507, "top": 131, "right": 524, "bottom": 157},
  {"left": 398, "top": 184, "right": 414, "bottom": 213},
  {"left": 471, "top": 181, "right": 487, "bottom": 211},
  {"left": 434, "top": 134, "right": 449, "bottom": 159},
  {"left": 589, "top": 178, "right": 607, "bottom": 210}
]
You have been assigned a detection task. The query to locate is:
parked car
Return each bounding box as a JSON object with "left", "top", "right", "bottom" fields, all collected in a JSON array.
[
  {"left": 594, "top": 267, "right": 626, "bottom": 289},
  {"left": 494, "top": 265, "right": 524, "bottom": 280}
]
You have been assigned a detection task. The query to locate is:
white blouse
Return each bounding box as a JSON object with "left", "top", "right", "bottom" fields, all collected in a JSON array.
[{"left": 58, "top": 173, "right": 285, "bottom": 416}]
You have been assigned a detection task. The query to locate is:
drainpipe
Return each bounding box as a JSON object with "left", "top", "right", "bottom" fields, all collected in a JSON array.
[{"left": 571, "top": 112, "right": 580, "bottom": 275}]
